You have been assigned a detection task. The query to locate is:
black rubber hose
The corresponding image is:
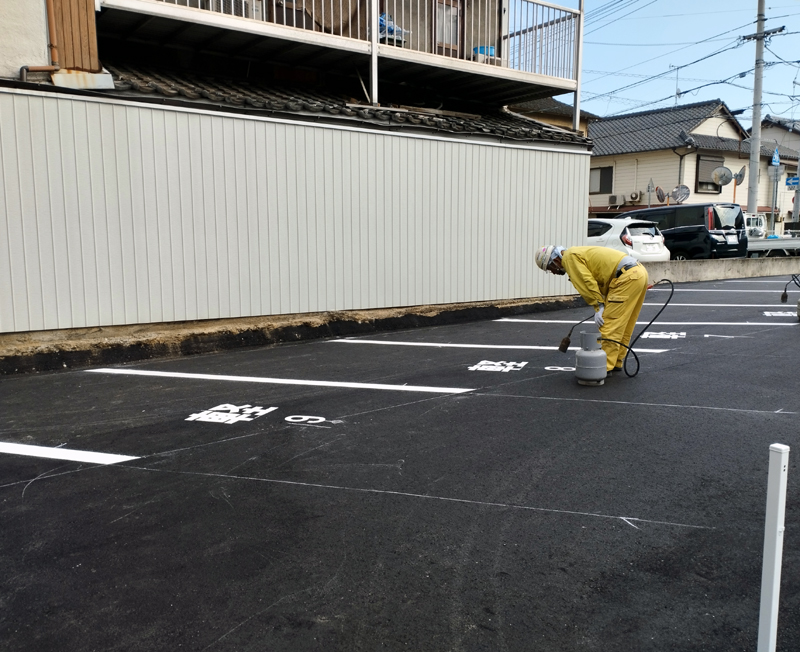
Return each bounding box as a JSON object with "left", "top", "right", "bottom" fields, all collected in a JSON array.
[
  {"left": 780, "top": 274, "right": 800, "bottom": 303},
  {"left": 600, "top": 278, "right": 675, "bottom": 378}
]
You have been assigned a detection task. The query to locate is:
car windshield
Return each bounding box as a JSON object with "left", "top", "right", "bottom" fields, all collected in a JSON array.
[
  {"left": 625, "top": 223, "right": 658, "bottom": 237},
  {"left": 715, "top": 205, "right": 744, "bottom": 228}
]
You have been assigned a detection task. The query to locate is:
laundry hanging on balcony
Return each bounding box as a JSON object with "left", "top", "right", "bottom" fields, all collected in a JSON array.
[{"left": 378, "top": 13, "right": 410, "bottom": 42}]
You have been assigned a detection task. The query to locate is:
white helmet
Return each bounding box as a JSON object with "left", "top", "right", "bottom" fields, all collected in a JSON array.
[{"left": 535, "top": 245, "right": 563, "bottom": 271}]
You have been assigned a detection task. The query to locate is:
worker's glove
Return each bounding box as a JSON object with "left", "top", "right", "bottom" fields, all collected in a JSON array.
[{"left": 594, "top": 304, "right": 605, "bottom": 327}]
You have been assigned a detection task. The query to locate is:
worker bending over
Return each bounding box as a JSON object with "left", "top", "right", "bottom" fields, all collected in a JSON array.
[{"left": 535, "top": 245, "right": 648, "bottom": 375}]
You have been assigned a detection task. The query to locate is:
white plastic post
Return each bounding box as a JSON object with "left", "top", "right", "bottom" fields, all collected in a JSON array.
[{"left": 757, "top": 443, "right": 790, "bottom": 652}]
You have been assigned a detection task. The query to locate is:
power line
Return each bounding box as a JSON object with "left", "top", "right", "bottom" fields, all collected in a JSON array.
[
  {"left": 584, "top": 40, "right": 746, "bottom": 103},
  {"left": 585, "top": 0, "right": 659, "bottom": 36},
  {"left": 581, "top": 19, "right": 755, "bottom": 87}
]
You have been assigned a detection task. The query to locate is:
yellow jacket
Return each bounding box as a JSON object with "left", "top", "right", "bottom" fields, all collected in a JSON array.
[{"left": 561, "top": 246, "right": 626, "bottom": 310}]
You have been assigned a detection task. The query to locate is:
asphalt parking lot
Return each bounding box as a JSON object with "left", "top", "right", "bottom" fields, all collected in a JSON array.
[{"left": 2, "top": 275, "right": 799, "bottom": 652}]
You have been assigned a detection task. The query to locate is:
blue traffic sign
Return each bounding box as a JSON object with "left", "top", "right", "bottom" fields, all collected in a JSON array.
[
  {"left": 787, "top": 176, "right": 799, "bottom": 187},
  {"left": 771, "top": 148, "right": 780, "bottom": 166}
]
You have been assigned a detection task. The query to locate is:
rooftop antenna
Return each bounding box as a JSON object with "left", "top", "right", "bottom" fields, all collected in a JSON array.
[{"left": 670, "top": 64, "right": 680, "bottom": 107}]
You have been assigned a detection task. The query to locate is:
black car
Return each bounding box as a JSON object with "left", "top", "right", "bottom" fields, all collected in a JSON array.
[{"left": 614, "top": 203, "right": 747, "bottom": 260}]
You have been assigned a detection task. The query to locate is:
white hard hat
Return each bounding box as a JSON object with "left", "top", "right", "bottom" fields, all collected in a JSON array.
[{"left": 535, "top": 245, "right": 561, "bottom": 271}]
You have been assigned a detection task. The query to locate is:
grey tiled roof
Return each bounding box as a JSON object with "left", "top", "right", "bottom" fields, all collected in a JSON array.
[
  {"left": 688, "top": 134, "right": 798, "bottom": 160},
  {"left": 762, "top": 114, "right": 800, "bottom": 133},
  {"left": 103, "top": 64, "right": 590, "bottom": 146},
  {"left": 509, "top": 96, "right": 600, "bottom": 120},
  {"left": 587, "top": 99, "right": 743, "bottom": 156}
]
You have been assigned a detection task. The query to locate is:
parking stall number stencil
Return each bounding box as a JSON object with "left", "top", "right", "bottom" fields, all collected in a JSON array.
[
  {"left": 468, "top": 361, "right": 528, "bottom": 372},
  {"left": 186, "top": 404, "right": 278, "bottom": 425},
  {"left": 763, "top": 311, "right": 796, "bottom": 317},
  {"left": 639, "top": 332, "right": 685, "bottom": 340}
]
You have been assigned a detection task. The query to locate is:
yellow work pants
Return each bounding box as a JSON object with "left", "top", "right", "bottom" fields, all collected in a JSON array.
[{"left": 599, "top": 265, "right": 649, "bottom": 371}]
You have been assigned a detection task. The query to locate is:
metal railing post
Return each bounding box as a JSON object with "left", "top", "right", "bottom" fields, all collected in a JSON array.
[
  {"left": 572, "top": 0, "right": 583, "bottom": 132},
  {"left": 370, "top": 0, "right": 379, "bottom": 104},
  {"left": 757, "top": 443, "right": 790, "bottom": 652}
]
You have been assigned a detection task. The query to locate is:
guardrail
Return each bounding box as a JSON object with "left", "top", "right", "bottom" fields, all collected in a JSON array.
[{"left": 156, "top": 0, "right": 579, "bottom": 81}]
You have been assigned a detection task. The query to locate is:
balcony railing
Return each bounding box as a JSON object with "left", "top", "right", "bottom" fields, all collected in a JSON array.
[{"left": 156, "top": 0, "right": 580, "bottom": 82}]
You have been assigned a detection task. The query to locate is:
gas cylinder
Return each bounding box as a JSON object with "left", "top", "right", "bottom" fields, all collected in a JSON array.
[{"left": 575, "top": 331, "right": 607, "bottom": 386}]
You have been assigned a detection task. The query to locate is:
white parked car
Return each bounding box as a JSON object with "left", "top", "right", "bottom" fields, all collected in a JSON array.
[{"left": 587, "top": 217, "right": 670, "bottom": 262}]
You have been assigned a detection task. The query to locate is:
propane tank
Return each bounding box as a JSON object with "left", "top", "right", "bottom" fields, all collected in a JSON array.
[{"left": 575, "top": 331, "right": 607, "bottom": 386}]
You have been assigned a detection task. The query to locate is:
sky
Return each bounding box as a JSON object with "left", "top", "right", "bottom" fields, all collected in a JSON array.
[{"left": 555, "top": 0, "right": 800, "bottom": 134}]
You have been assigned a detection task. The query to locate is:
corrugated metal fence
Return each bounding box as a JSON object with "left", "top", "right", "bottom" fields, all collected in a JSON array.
[{"left": 0, "top": 89, "right": 588, "bottom": 333}]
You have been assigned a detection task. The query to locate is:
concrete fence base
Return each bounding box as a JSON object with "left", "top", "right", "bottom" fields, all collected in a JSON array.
[{"left": 643, "top": 257, "right": 800, "bottom": 283}]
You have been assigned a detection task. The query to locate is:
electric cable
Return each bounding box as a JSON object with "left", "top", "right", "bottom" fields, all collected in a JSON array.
[
  {"left": 779, "top": 274, "right": 800, "bottom": 303},
  {"left": 558, "top": 279, "right": 675, "bottom": 379}
]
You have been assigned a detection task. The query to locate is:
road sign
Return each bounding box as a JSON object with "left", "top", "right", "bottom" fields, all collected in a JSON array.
[
  {"left": 786, "top": 176, "right": 799, "bottom": 187},
  {"left": 771, "top": 148, "right": 780, "bottom": 166}
]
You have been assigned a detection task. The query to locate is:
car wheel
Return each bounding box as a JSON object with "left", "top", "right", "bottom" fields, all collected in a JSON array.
[{"left": 671, "top": 250, "right": 689, "bottom": 261}]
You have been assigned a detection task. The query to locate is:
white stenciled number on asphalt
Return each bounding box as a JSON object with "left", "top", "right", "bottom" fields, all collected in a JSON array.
[{"left": 285, "top": 415, "right": 327, "bottom": 424}]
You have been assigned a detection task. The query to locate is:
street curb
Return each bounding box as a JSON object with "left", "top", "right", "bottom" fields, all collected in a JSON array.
[{"left": 0, "top": 296, "right": 583, "bottom": 375}]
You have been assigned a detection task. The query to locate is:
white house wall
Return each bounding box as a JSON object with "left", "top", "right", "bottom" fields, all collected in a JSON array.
[
  {"left": 0, "top": 0, "right": 50, "bottom": 80},
  {"left": 0, "top": 88, "right": 589, "bottom": 333},
  {"left": 762, "top": 125, "right": 800, "bottom": 153},
  {"left": 590, "top": 150, "right": 796, "bottom": 215},
  {"left": 690, "top": 116, "right": 741, "bottom": 140}
]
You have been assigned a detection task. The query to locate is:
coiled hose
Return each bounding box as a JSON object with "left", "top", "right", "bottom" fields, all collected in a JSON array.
[
  {"left": 560, "top": 279, "right": 675, "bottom": 378},
  {"left": 780, "top": 274, "right": 800, "bottom": 303}
]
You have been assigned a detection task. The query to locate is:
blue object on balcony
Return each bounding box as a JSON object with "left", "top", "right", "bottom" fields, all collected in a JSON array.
[
  {"left": 473, "top": 46, "right": 495, "bottom": 56},
  {"left": 379, "top": 13, "right": 409, "bottom": 39}
]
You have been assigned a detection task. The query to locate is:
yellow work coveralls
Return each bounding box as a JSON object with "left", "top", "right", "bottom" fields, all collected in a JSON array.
[{"left": 561, "top": 246, "right": 649, "bottom": 371}]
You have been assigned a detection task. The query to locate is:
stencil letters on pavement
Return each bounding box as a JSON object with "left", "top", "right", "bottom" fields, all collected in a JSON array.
[
  {"left": 468, "top": 361, "right": 528, "bottom": 372},
  {"left": 763, "top": 311, "right": 796, "bottom": 317},
  {"left": 639, "top": 332, "right": 685, "bottom": 340},
  {"left": 186, "top": 404, "right": 278, "bottom": 425}
]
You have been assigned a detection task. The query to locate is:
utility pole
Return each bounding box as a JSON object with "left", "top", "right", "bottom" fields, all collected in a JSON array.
[
  {"left": 745, "top": 0, "right": 766, "bottom": 220},
  {"left": 741, "top": 3, "right": 785, "bottom": 222}
]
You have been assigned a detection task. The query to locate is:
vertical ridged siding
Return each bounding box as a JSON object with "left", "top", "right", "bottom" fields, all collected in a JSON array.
[{"left": 0, "top": 90, "right": 589, "bottom": 333}]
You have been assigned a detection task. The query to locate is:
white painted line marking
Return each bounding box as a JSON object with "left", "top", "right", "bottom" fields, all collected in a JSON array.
[
  {"left": 497, "top": 319, "right": 797, "bottom": 326},
  {"left": 129, "top": 466, "right": 712, "bottom": 530},
  {"left": 0, "top": 442, "right": 138, "bottom": 465},
  {"left": 332, "top": 338, "right": 669, "bottom": 353},
  {"left": 649, "top": 289, "right": 799, "bottom": 293},
  {"left": 704, "top": 334, "right": 751, "bottom": 339},
  {"left": 86, "top": 368, "right": 474, "bottom": 394},
  {"left": 484, "top": 392, "right": 798, "bottom": 415},
  {"left": 644, "top": 303, "right": 790, "bottom": 307}
]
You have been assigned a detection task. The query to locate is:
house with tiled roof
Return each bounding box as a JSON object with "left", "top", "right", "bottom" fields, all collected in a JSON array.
[
  {"left": 759, "top": 115, "right": 800, "bottom": 156},
  {"left": 0, "top": 0, "right": 590, "bottom": 335},
  {"left": 587, "top": 100, "right": 799, "bottom": 229},
  {"left": 509, "top": 96, "right": 600, "bottom": 137}
]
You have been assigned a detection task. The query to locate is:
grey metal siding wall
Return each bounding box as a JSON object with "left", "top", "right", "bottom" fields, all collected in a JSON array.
[{"left": 0, "top": 89, "right": 589, "bottom": 333}]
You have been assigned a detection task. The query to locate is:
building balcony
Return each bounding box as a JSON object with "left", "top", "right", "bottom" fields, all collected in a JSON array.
[{"left": 97, "top": 0, "right": 581, "bottom": 105}]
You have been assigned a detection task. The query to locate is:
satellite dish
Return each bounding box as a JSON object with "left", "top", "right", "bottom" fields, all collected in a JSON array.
[
  {"left": 656, "top": 186, "right": 666, "bottom": 203},
  {"left": 712, "top": 166, "right": 733, "bottom": 186},
  {"left": 733, "top": 166, "right": 746, "bottom": 185},
  {"left": 671, "top": 185, "right": 691, "bottom": 204}
]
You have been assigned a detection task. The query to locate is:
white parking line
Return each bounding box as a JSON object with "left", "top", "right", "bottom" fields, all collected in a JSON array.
[
  {"left": 643, "top": 303, "right": 789, "bottom": 307},
  {"left": 497, "top": 319, "right": 797, "bottom": 326},
  {"left": 649, "top": 289, "right": 799, "bottom": 293},
  {"left": 0, "top": 442, "right": 138, "bottom": 465},
  {"left": 332, "top": 339, "right": 669, "bottom": 353},
  {"left": 86, "top": 368, "right": 474, "bottom": 394}
]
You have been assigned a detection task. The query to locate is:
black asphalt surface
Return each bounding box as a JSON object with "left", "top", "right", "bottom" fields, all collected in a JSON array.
[{"left": 2, "top": 275, "right": 799, "bottom": 651}]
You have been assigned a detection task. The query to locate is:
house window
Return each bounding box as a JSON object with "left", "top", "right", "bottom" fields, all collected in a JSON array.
[
  {"left": 589, "top": 166, "right": 613, "bottom": 194},
  {"left": 696, "top": 155, "right": 725, "bottom": 194}
]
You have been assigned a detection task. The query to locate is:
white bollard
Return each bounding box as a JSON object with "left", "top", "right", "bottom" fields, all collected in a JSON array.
[{"left": 757, "top": 443, "right": 790, "bottom": 652}]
